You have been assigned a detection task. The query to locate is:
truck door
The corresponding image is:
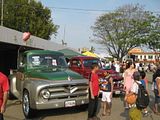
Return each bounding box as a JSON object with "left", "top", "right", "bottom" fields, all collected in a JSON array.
[
  {"left": 83, "top": 67, "right": 91, "bottom": 79},
  {"left": 70, "top": 59, "right": 83, "bottom": 75},
  {"left": 82, "top": 60, "right": 92, "bottom": 79},
  {"left": 9, "top": 53, "right": 26, "bottom": 99},
  {"left": 16, "top": 54, "right": 26, "bottom": 95}
]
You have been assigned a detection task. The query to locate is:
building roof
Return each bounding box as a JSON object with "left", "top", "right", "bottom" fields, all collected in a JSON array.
[
  {"left": 128, "top": 48, "right": 144, "bottom": 54},
  {"left": 131, "top": 52, "right": 160, "bottom": 55},
  {"left": 0, "top": 26, "right": 67, "bottom": 51},
  {"left": 128, "top": 47, "right": 160, "bottom": 55}
]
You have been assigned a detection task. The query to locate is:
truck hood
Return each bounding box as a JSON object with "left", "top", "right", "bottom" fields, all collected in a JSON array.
[{"left": 26, "top": 68, "right": 84, "bottom": 80}]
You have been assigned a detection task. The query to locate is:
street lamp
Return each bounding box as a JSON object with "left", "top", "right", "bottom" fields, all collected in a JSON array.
[{"left": 1, "top": 0, "right": 4, "bottom": 26}]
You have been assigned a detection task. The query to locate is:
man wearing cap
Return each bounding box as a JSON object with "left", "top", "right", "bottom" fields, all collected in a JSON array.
[{"left": 0, "top": 72, "right": 9, "bottom": 120}]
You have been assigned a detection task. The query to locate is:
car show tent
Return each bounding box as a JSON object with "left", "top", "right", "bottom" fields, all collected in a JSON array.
[
  {"left": 82, "top": 51, "right": 99, "bottom": 58},
  {"left": 58, "top": 48, "right": 83, "bottom": 59}
]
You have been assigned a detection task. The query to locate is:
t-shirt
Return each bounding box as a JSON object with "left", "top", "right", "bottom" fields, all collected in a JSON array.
[
  {"left": 115, "top": 64, "right": 120, "bottom": 73},
  {"left": 0, "top": 72, "right": 9, "bottom": 107},
  {"left": 140, "top": 80, "right": 146, "bottom": 89},
  {"left": 90, "top": 72, "right": 99, "bottom": 96},
  {"left": 100, "top": 76, "right": 111, "bottom": 92},
  {"left": 131, "top": 81, "right": 141, "bottom": 94}
]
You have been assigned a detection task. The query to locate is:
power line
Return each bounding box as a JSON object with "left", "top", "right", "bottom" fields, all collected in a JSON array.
[
  {"left": 2, "top": 2, "right": 160, "bottom": 13},
  {"left": 47, "top": 6, "right": 160, "bottom": 14},
  {"left": 49, "top": 7, "right": 112, "bottom": 12}
]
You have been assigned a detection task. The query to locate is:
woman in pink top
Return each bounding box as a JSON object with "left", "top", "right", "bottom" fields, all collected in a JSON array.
[{"left": 124, "top": 61, "right": 136, "bottom": 109}]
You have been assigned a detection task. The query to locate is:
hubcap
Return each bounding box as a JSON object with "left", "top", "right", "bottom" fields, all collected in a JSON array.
[{"left": 23, "top": 93, "right": 29, "bottom": 116}]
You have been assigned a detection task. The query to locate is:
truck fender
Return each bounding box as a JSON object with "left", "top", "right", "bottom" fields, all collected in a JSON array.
[
  {"left": 8, "top": 75, "right": 20, "bottom": 99},
  {"left": 23, "top": 80, "right": 36, "bottom": 109}
]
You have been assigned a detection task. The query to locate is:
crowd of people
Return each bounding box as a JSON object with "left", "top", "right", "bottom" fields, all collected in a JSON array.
[
  {"left": 0, "top": 59, "right": 160, "bottom": 120},
  {"left": 88, "top": 60, "right": 160, "bottom": 120}
]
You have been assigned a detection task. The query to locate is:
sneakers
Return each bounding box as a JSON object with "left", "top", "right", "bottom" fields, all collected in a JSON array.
[
  {"left": 87, "top": 118, "right": 93, "bottom": 120},
  {"left": 87, "top": 116, "right": 101, "bottom": 120},
  {"left": 93, "top": 116, "right": 101, "bottom": 120},
  {"left": 143, "top": 111, "right": 151, "bottom": 117}
]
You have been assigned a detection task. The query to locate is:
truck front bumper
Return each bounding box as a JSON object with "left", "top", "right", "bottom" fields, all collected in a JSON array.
[{"left": 35, "top": 97, "right": 89, "bottom": 110}]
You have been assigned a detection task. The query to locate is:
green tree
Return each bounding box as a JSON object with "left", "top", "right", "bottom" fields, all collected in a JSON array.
[
  {"left": 0, "top": 0, "right": 58, "bottom": 40},
  {"left": 145, "top": 15, "right": 160, "bottom": 52},
  {"left": 91, "top": 4, "right": 160, "bottom": 61}
]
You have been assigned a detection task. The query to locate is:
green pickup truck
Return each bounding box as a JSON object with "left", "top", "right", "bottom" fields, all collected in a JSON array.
[{"left": 9, "top": 50, "right": 89, "bottom": 118}]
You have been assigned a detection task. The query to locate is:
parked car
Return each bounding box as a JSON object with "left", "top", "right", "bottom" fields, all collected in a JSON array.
[
  {"left": 8, "top": 50, "right": 89, "bottom": 118},
  {"left": 69, "top": 56, "right": 123, "bottom": 95}
]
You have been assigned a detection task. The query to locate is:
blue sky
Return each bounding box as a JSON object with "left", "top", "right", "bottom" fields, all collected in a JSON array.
[{"left": 39, "top": 0, "right": 160, "bottom": 52}]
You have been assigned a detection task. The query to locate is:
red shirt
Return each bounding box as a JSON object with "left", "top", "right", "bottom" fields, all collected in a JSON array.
[
  {"left": 90, "top": 72, "right": 99, "bottom": 96},
  {"left": 0, "top": 72, "right": 9, "bottom": 107}
]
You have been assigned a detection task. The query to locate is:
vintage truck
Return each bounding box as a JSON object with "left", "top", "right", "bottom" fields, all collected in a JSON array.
[
  {"left": 69, "top": 56, "right": 124, "bottom": 95},
  {"left": 9, "top": 50, "right": 89, "bottom": 118}
]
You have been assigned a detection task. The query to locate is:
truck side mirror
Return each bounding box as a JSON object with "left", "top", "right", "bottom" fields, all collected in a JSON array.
[
  {"left": 77, "top": 63, "right": 82, "bottom": 68},
  {"left": 19, "top": 62, "right": 26, "bottom": 71}
]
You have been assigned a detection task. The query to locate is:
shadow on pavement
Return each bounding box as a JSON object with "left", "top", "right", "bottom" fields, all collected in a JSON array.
[
  {"left": 24, "top": 105, "right": 88, "bottom": 120},
  {"left": 120, "top": 109, "right": 129, "bottom": 120}
]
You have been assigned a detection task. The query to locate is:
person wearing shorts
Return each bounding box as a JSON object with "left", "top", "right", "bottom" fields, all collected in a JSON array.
[
  {"left": 153, "top": 77, "right": 160, "bottom": 115},
  {"left": 100, "top": 72, "right": 113, "bottom": 116},
  {"left": 152, "top": 67, "right": 160, "bottom": 115}
]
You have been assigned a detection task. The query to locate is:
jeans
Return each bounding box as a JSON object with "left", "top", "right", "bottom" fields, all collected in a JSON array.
[
  {"left": 0, "top": 113, "right": 4, "bottom": 120},
  {"left": 154, "top": 89, "right": 160, "bottom": 104},
  {"left": 88, "top": 96, "right": 98, "bottom": 118}
]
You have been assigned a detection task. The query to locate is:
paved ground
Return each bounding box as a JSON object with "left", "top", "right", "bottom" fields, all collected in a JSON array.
[{"left": 4, "top": 72, "right": 160, "bottom": 120}]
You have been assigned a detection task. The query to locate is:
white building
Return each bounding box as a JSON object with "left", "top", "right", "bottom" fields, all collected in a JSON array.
[{"left": 128, "top": 48, "right": 160, "bottom": 63}]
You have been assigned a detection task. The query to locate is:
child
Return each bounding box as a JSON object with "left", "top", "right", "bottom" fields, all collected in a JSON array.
[
  {"left": 88, "top": 64, "right": 100, "bottom": 120},
  {"left": 140, "top": 71, "right": 149, "bottom": 116},
  {"left": 100, "top": 72, "right": 113, "bottom": 116},
  {"left": 128, "top": 71, "right": 142, "bottom": 120}
]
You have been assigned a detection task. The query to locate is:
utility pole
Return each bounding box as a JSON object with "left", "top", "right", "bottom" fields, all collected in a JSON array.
[
  {"left": 62, "top": 25, "right": 67, "bottom": 46},
  {"left": 1, "top": 0, "right": 4, "bottom": 26}
]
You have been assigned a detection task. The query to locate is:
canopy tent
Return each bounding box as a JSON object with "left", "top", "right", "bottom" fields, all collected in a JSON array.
[
  {"left": 82, "top": 51, "right": 99, "bottom": 58},
  {"left": 58, "top": 48, "right": 82, "bottom": 58}
]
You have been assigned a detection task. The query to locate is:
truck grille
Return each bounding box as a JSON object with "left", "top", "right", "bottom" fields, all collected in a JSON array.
[{"left": 47, "top": 84, "right": 88, "bottom": 100}]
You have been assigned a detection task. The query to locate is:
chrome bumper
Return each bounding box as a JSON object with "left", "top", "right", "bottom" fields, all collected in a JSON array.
[{"left": 35, "top": 97, "right": 89, "bottom": 110}]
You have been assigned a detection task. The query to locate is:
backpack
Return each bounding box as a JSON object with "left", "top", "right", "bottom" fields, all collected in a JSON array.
[{"left": 136, "top": 84, "right": 150, "bottom": 110}]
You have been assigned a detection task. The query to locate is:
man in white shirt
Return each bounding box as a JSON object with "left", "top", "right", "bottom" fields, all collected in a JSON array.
[{"left": 114, "top": 61, "right": 120, "bottom": 73}]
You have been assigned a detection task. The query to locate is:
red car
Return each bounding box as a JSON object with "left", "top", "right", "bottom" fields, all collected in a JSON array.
[{"left": 69, "top": 56, "right": 124, "bottom": 94}]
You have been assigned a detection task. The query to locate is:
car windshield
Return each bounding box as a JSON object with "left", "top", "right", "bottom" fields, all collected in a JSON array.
[
  {"left": 83, "top": 59, "right": 102, "bottom": 68},
  {"left": 28, "top": 54, "right": 68, "bottom": 69}
]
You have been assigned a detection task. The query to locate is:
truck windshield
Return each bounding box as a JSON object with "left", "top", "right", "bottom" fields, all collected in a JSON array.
[
  {"left": 28, "top": 54, "right": 68, "bottom": 69},
  {"left": 83, "top": 59, "right": 102, "bottom": 68}
]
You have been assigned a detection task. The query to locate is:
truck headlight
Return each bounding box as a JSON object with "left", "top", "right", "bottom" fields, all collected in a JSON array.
[{"left": 40, "top": 89, "right": 50, "bottom": 99}]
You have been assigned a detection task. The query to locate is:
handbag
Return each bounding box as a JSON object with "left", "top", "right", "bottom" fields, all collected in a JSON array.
[{"left": 125, "top": 93, "right": 137, "bottom": 105}]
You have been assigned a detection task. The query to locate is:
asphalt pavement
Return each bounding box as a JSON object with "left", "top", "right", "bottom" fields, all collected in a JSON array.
[{"left": 4, "top": 72, "right": 160, "bottom": 120}]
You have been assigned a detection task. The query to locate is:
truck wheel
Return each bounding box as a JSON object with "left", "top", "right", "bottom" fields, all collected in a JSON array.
[{"left": 22, "top": 90, "right": 36, "bottom": 118}]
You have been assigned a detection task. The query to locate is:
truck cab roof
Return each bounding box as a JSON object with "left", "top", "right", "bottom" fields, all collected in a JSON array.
[
  {"left": 24, "top": 50, "right": 64, "bottom": 56},
  {"left": 71, "top": 56, "right": 98, "bottom": 60}
]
